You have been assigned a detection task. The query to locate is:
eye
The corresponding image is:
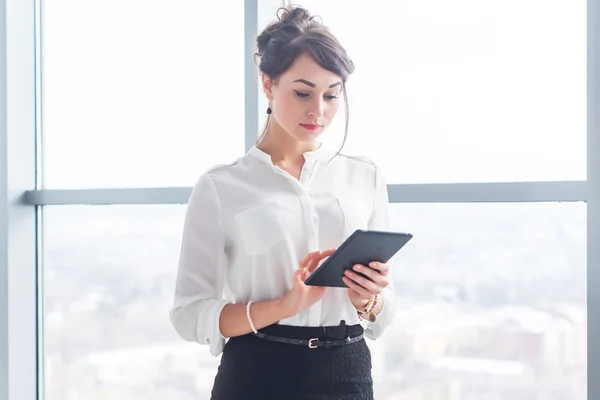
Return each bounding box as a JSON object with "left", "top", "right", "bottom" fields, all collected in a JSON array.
[
  {"left": 294, "top": 90, "right": 309, "bottom": 98},
  {"left": 325, "top": 95, "right": 338, "bottom": 100}
]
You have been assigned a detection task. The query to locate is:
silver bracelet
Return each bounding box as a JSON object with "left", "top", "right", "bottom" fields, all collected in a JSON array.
[{"left": 246, "top": 301, "right": 258, "bottom": 334}]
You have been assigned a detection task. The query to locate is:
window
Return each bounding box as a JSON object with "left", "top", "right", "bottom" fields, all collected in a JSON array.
[
  {"left": 43, "top": 205, "right": 220, "bottom": 400},
  {"left": 41, "top": 1, "right": 245, "bottom": 189},
  {"left": 12, "top": 1, "right": 589, "bottom": 400},
  {"left": 375, "top": 202, "right": 586, "bottom": 399},
  {"left": 300, "top": 0, "right": 587, "bottom": 184},
  {"left": 42, "top": 202, "right": 586, "bottom": 400}
]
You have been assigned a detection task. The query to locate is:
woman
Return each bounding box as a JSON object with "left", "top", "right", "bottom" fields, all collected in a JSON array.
[{"left": 169, "top": 5, "right": 397, "bottom": 399}]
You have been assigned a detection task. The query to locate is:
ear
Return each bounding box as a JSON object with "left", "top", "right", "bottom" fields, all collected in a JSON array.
[{"left": 261, "top": 73, "right": 274, "bottom": 101}]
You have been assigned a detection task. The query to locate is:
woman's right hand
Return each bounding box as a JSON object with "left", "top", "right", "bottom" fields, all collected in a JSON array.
[{"left": 281, "top": 249, "right": 336, "bottom": 318}]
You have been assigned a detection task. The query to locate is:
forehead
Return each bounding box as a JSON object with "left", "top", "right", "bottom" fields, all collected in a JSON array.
[{"left": 279, "top": 53, "right": 341, "bottom": 87}]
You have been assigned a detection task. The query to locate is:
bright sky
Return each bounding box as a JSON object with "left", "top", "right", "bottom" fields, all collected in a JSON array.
[{"left": 41, "top": 0, "right": 587, "bottom": 189}]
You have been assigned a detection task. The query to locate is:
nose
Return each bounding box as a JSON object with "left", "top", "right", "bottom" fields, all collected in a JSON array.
[{"left": 308, "top": 98, "right": 325, "bottom": 119}]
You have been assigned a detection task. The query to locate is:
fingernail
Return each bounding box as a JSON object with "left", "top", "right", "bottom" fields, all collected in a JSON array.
[
  {"left": 354, "top": 265, "right": 361, "bottom": 271},
  {"left": 370, "top": 262, "right": 376, "bottom": 267}
]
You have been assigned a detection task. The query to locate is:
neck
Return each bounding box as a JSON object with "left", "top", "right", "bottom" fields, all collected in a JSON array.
[{"left": 257, "top": 122, "right": 320, "bottom": 164}]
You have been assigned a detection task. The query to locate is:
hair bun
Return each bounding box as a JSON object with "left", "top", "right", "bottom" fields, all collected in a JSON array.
[
  {"left": 255, "top": 6, "right": 316, "bottom": 61},
  {"left": 277, "top": 5, "right": 313, "bottom": 25}
]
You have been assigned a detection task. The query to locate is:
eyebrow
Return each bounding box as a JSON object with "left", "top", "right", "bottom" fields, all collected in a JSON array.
[{"left": 293, "top": 78, "right": 341, "bottom": 89}]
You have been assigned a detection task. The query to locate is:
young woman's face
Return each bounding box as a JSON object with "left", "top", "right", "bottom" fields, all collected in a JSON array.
[{"left": 262, "top": 52, "right": 342, "bottom": 143}]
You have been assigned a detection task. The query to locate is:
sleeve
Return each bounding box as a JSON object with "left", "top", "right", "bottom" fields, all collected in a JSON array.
[
  {"left": 169, "top": 173, "right": 232, "bottom": 357},
  {"left": 364, "top": 163, "right": 398, "bottom": 340}
]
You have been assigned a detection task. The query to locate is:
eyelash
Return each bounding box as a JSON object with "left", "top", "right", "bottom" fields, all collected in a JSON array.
[{"left": 294, "top": 90, "right": 338, "bottom": 100}]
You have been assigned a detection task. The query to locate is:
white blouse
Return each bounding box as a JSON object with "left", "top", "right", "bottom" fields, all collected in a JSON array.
[{"left": 169, "top": 144, "right": 397, "bottom": 356}]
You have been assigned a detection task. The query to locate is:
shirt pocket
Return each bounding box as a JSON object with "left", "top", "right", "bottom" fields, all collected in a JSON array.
[
  {"left": 337, "top": 196, "right": 371, "bottom": 236},
  {"left": 234, "top": 202, "right": 285, "bottom": 255}
]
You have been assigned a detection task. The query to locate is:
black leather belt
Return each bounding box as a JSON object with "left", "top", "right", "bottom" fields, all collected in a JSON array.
[{"left": 253, "top": 332, "right": 364, "bottom": 349}]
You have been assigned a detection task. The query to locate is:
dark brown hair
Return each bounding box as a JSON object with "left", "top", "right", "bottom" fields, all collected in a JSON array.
[{"left": 254, "top": 5, "right": 355, "bottom": 155}]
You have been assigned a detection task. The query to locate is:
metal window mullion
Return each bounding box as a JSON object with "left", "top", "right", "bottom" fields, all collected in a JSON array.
[
  {"left": 245, "top": 0, "right": 259, "bottom": 152},
  {"left": 0, "top": 1, "right": 38, "bottom": 400},
  {"left": 22, "top": 181, "right": 587, "bottom": 206},
  {"left": 0, "top": 1, "right": 8, "bottom": 397},
  {"left": 588, "top": 0, "right": 600, "bottom": 398},
  {"left": 387, "top": 181, "right": 587, "bottom": 203}
]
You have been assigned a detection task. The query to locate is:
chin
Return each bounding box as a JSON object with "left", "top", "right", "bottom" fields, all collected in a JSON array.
[
  {"left": 295, "top": 133, "right": 322, "bottom": 143},
  {"left": 296, "top": 128, "right": 324, "bottom": 140}
]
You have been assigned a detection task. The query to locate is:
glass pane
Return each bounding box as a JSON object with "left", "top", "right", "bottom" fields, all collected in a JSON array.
[
  {"left": 42, "top": 205, "right": 220, "bottom": 399},
  {"left": 299, "top": 1, "right": 587, "bottom": 183},
  {"left": 42, "top": 202, "right": 587, "bottom": 399},
  {"left": 41, "top": 1, "right": 244, "bottom": 189},
  {"left": 372, "top": 202, "right": 587, "bottom": 399}
]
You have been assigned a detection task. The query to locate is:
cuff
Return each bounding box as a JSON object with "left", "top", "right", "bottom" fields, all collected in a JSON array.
[
  {"left": 204, "top": 299, "right": 232, "bottom": 357},
  {"left": 364, "top": 289, "right": 397, "bottom": 340}
]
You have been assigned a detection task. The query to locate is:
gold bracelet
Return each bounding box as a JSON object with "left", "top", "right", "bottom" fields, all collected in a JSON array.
[
  {"left": 360, "top": 297, "right": 374, "bottom": 313},
  {"left": 357, "top": 294, "right": 378, "bottom": 322}
]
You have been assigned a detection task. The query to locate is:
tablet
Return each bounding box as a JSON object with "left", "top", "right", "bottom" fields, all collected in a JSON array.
[{"left": 305, "top": 229, "right": 413, "bottom": 288}]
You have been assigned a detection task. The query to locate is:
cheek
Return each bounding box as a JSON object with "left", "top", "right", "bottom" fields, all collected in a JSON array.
[
  {"left": 327, "top": 101, "right": 341, "bottom": 119},
  {"left": 276, "top": 96, "right": 303, "bottom": 123}
]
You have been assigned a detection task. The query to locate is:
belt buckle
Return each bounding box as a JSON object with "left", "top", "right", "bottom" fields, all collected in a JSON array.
[{"left": 308, "top": 338, "right": 319, "bottom": 349}]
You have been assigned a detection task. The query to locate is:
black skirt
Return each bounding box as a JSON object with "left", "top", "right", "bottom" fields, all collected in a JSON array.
[{"left": 210, "top": 321, "right": 374, "bottom": 400}]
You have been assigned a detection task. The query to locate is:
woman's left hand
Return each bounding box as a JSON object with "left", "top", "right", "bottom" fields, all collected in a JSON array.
[{"left": 342, "top": 262, "right": 390, "bottom": 310}]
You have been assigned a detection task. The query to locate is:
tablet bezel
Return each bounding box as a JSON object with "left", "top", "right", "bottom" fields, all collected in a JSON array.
[{"left": 304, "top": 229, "right": 413, "bottom": 288}]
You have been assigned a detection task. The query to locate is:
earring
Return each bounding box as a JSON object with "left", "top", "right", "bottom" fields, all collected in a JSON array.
[{"left": 266, "top": 106, "right": 272, "bottom": 115}]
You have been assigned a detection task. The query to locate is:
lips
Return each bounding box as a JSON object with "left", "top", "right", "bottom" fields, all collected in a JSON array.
[{"left": 300, "top": 123, "right": 322, "bottom": 131}]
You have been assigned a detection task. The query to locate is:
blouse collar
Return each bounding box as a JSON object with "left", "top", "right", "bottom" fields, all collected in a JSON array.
[{"left": 247, "top": 142, "right": 332, "bottom": 165}]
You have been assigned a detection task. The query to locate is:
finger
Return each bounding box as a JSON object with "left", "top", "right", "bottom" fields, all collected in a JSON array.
[
  {"left": 343, "top": 270, "right": 384, "bottom": 295},
  {"left": 320, "top": 248, "right": 337, "bottom": 257},
  {"left": 314, "top": 248, "right": 336, "bottom": 265},
  {"left": 306, "top": 258, "right": 320, "bottom": 273},
  {"left": 300, "top": 251, "right": 321, "bottom": 269},
  {"left": 367, "top": 261, "right": 390, "bottom": 276},
  {"left": 342, "top": 276, "right": 373, "bottom": 298},
  {"left": 351, "top": 264, "right": 386, "bottom": 286},
  {"left": 301, "top": 269, "right": 310, "bottom": 282},
  {"left": 314, "top": 249, "right": 335, "bottom": 265},
  {"left": 300, "top": 268, "right": 315, "bottom": 284},
  {"left": 295, "top": 271, "right": 304, "bottom": 286},
  {"left": 307, "top": 248, "right": 336, "bottom": 272},
  {"left": 347, "top": 288, "right": 367, "bottom": 302},
  {"left": 306, "top": 254, "right": 326, "bottom": 273}
]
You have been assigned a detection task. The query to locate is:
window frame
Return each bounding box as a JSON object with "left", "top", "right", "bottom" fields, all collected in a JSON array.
[
  {"left": 1, "top": 1, "right": 40, "bottom": 399},
  {"left": 1, "top": 0, "right": 598, "bottom": 399}
]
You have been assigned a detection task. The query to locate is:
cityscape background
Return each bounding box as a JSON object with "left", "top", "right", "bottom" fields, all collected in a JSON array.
[{"left": 43, "top": 202, "right": 586, "bottom": 399}]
